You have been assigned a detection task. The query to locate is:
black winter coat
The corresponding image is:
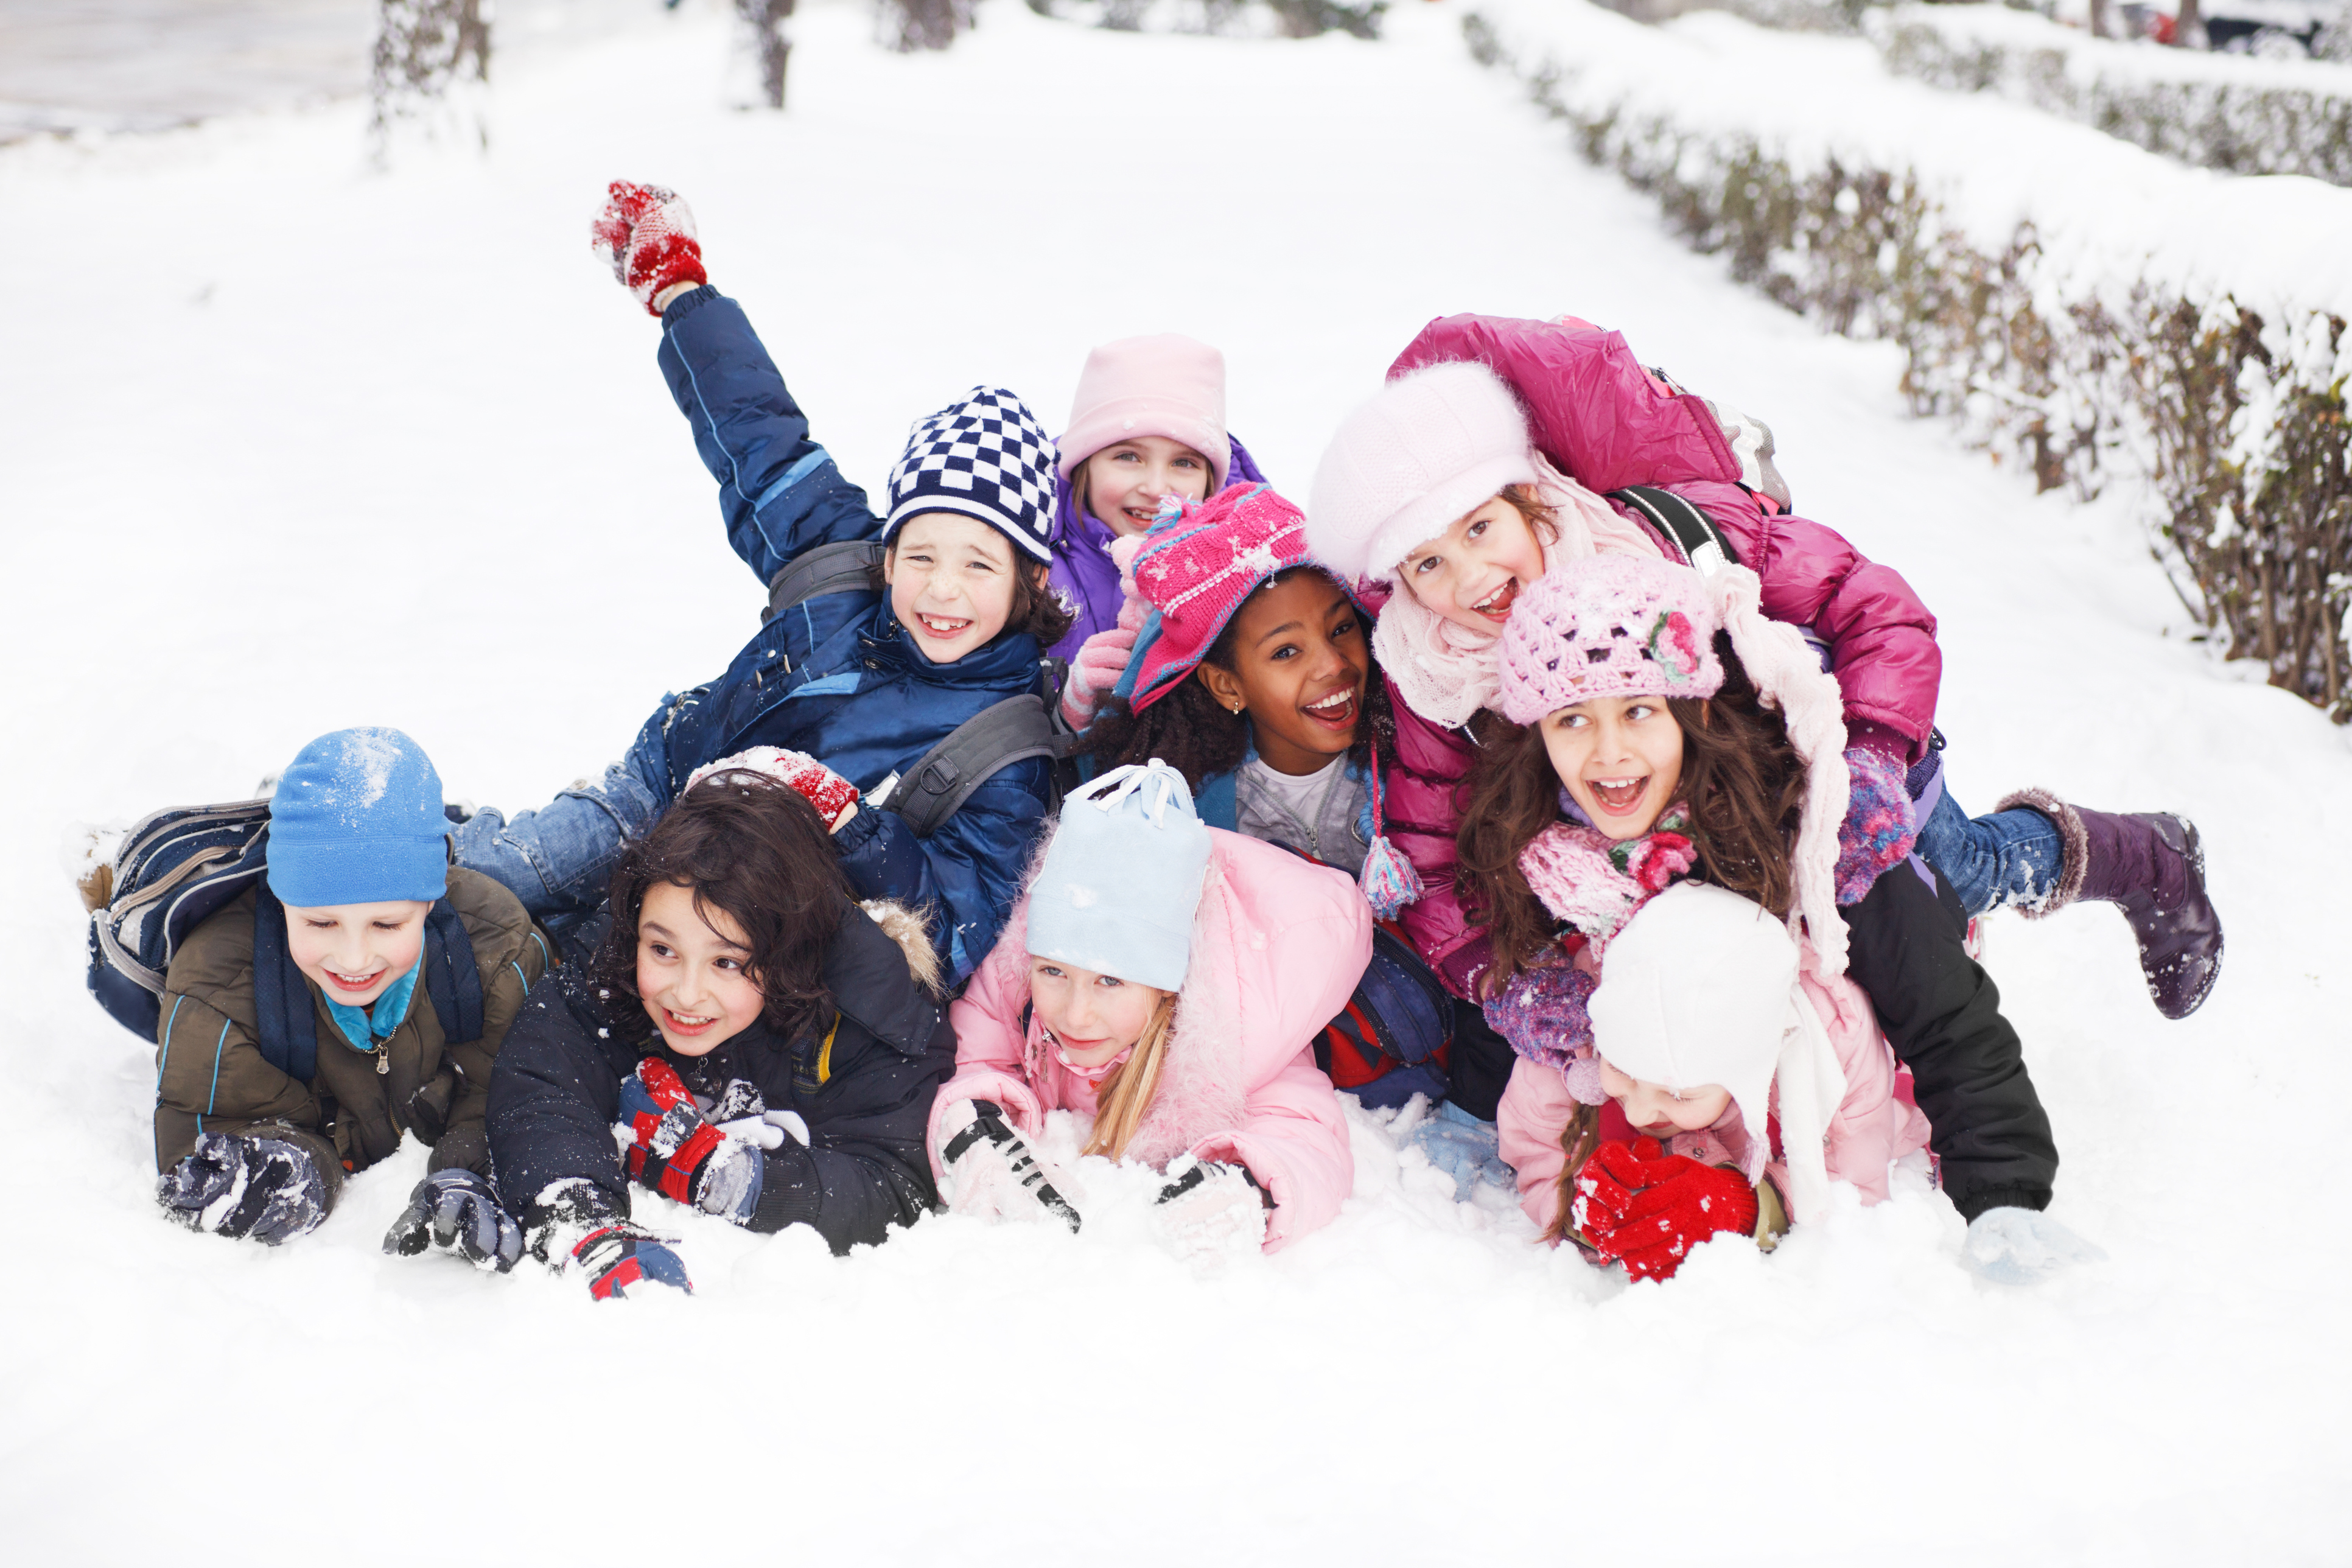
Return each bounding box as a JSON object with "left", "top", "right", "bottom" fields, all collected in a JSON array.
[
  {"left": 486, "top": 902, "right": 955, "bottom": 1255},
  {"left": 1843, "top": 859, "right": 2058, "bottom": 1221}
]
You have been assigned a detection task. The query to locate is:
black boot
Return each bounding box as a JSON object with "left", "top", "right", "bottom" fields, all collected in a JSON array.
[{"left": 1998, "top": 789, "right": 2222, "bottom": 1020}]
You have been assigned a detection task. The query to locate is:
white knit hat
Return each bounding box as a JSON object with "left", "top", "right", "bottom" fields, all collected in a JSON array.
[
  {"left": 1307, "top": 362, "right": 1537, "bottom": 584},
  {"left": 1587, "top": 881, "right": 1850, "bottom": 1225}
]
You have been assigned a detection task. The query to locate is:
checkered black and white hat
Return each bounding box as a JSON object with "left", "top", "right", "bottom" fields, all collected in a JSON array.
[{"left": 883, "top": 387, "right": 1058, "bottom": 563}]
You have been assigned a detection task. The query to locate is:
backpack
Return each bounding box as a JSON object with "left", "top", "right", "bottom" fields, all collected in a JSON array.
[
  {"left": 1609, "top": 485, "right": 1741, "bottom": 575},
  {"left": 1314, "top": 921, "right": 1455, "bottom": 1111},
  {"left": 764, "top": 539, "right": 1079, "bottom": 837},
  {"left": 86, "top": 799, "right": 485, "bottom": 1082}
]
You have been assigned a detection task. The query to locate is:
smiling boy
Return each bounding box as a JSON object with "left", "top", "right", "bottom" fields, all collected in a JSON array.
[{"left": 153, "top": 729, "right": 548, "bottom": 1253}]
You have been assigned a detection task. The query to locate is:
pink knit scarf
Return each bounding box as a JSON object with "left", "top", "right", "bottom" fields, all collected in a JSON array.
[{"left": 1516, "top": 805, "right": 1698, "bottom": 962}]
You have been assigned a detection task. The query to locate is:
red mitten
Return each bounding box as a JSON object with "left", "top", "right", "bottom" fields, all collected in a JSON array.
[
  {"left": 686, "top": 746, "right": 861, "bottom": 830},
  {"left": 1060, "top": 623, "right": 1139, "bottom": 729},
  {"left": 589, "top": 180, "right": 708, "bottom": 316},
  {"left": 1572, "top": 1136, "right": 1760, "bottom": 1283}
]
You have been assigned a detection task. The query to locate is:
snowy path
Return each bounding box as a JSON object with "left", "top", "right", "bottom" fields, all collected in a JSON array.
[{"left": 2, "top": 3, "right": 2347, "bottom": 1560}]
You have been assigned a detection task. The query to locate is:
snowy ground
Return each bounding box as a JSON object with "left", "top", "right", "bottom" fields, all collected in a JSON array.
[{"left": 4, "top": 2, "right": 2348, "bottom": 1561}]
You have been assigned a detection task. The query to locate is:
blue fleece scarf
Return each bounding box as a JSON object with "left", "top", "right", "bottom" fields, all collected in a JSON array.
[{"left": 325, "top": 961, "right": 421, "bottom": 1054}]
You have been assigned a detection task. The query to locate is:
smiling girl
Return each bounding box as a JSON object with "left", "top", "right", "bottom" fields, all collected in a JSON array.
[
  {"left": 1457, "top": 555, "right": 2101, "bottom": 1279},
  {"left": 453, "top": 183, "right": 1069, "bottom": 988},
  {"left": 486, "top": 765, "right": 954, "bottom": 1300},
  {"left": 928, "top": 763, "right": 1367, "bottom": 1256}
]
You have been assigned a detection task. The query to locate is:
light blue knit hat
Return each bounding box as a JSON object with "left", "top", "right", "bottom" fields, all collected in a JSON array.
[
  {"left": 1026, "top": 761, "right": 1213, "bottom": 993},
  {"left": 265, "top": 727, "right": 452, "bottom": 908}
]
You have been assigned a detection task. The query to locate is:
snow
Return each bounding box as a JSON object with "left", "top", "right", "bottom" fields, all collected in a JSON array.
[{"left": 3, "top": 0, "right": 2349, "bottom": 1561}]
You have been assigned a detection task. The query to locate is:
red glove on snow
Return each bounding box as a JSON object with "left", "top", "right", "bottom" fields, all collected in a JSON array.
[
  {"left": 1059, "top": 623, "right": 1139, "bottom": 729},
  {"left": 1571, "top": 1136, "right": 1760, "bottom": 1283},
  {"left": 589, "top": 180, "right": 708, "bottom": 316},
  {"left": 686, "top": 746, "right": 861, "bottom": 831}
]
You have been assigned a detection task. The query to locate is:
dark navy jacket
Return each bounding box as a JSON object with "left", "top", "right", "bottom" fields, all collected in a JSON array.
[
  {"left": 488, "top": 904, "right": 955, "bottom": 1255},
  {"left": 632, "top": 287, "right": 1053, "bottom": 985}
]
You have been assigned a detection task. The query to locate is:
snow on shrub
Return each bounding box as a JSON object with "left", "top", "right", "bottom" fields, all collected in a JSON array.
[
  {"left": 1463, "top": 0, "right": 2352, "bottom": 721},
  {"left": 369, "top": 0, "right": 492, "bottom": 161},
  {"left": 1872, "top": 2, "right": 2352, "bottom": 186}
]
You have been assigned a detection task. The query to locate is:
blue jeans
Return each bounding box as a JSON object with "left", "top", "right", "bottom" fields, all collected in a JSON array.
[
  {"left": 450, "top": 755, "right": 666, "bottom": 934},
  {"left": 1911, "top": 765, "right": 2065, "bottom": 918}
]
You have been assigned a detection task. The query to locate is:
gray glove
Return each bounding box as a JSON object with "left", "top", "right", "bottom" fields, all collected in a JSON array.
[
  {"left": 383, "top": 1168, "right": 524, "bottom": 1272},
  {"left": 158, "top": 1132, "right": 326, "bottom": 1246}
]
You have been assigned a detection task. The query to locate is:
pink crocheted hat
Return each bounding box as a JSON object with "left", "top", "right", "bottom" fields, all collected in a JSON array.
[
  {"left": 1493, "top": 554, "right": 1724, "bottom": 724},
  {"left": 1057, "top": 334, "right": 1232, "bottom": 489}
]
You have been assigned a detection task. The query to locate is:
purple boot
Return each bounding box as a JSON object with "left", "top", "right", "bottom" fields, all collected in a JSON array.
[{"left": 1998, "top": 789, "right": 2222, "bottom": 1020}]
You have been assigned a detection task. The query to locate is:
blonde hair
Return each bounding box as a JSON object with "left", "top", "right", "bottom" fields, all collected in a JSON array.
[{"left": 1081, "top": 992, "right": 1180, "bottom": 1160}]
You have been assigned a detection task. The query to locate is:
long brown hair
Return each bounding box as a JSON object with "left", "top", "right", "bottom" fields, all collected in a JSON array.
[
  {"left": 1545, "top": 1102, "right": 1603, "bottom": 1245},
  {"left": 1455, "top": 634, "right": 1807, "bottom": 991},
  {"left": 592, "top": 771, "right": 852, "bottom": 1041}
]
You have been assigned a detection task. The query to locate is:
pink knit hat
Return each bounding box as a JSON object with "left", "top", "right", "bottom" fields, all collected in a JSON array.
[
  {"left": 1493, "top": 553, "right": 1722, "bottom": 724},
  {"left": 1306, "top": 361, "right": 1537, "bottom": 585},
  {"left": 1057, "top": 334, "right": 1233, "bottom": 489},
  {"left": 1118, "top": 483, "right": 1311, "bottom": 713}
]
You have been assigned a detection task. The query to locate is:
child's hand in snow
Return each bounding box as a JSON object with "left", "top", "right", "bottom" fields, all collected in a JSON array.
[
  {"left": 1962, "top": 1206, "right": 2106, "bottom": 1286},
  {"left": 938, "top": 1099, "right": 1082, "bottom": 1233},
  {"left": 570, "top": 1222, "right": 693, "bottom": 1301},
  {"left": 1572, "top": 1136, "right": 1758, "bottom": 1282},
  {"left": 1152, "top": 1155, "right": 1269, "bottom": 1262},
  {"left": 157, "top": 1132, "right": 326, "bottom": 1246},
  {"left": 589, "top": 180, "right": 708, "bottom": 317},
  {"left": 1060, "top": 624, "right": 1139, "bottom": 729}
]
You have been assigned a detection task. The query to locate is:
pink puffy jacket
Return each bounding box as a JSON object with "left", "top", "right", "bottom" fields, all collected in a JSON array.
[
  {"left": 1380, "top": 312, "right": 1945, "bottom": 998},
  {"left": 1495, "top": 948, "right": 1931, "bottom": 1236},
  {"left": 932, "top": 829, "right": 1369, "bottom": 1251}
]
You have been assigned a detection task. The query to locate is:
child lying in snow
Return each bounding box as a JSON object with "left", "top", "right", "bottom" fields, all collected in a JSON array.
[
  {"left": 1458, "top": 552, "right": 2100, "bottom": 1280},
  {"left": 450, "top": 183, "right": 1066, "bottom": 988},
  {"left": 929, "top": 762, "right": 1367, "bottom": 1257},
  {"left": 1498, "top": 880, "right": 1932, "bottom": 1279},
  {"left": 485, "top": 761, "right": 954, "bottom": 1299},
  {"left": 154, "top": 729, "right": 549, "bottom": 1259}
]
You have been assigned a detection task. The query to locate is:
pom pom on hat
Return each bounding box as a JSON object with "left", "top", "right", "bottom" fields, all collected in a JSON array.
[{"left": 265, "top": 727, "right": 452, "bottom": 908}]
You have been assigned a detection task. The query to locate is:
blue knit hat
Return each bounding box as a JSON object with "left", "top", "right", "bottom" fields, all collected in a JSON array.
[
  {"left": 883, "top": 386, "right": 1058, "bottom": 564},
  {"left": 1026, "top": 761, "right": 1213, "bottom": 993},
  {"left": 265, "top": 727, "right": 452, "bottom": 908}
]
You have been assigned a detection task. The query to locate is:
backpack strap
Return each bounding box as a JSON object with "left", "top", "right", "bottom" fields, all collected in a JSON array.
[
  {"left": 763, "top": 539, "right": 886, "bottom": 625},
  {"left": 250, "top": 884, "right": 320, "bottom": 1085},
  {"left": 1610, "top": 486, "right": 1741, "bottom": 577},
  {"left": 418, "top": 897, "right": 485, "bottom": 1046},
  {"left": 885, "top": 695, "right": 1062, "bottom": 839}
]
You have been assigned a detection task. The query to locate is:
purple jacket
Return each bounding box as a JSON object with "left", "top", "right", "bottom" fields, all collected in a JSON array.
[
  {"left": 1044, "top": 436, "right": 1267, "bottom": 661},
  {"left": 1379, "top": 313, "right": 1946, "bottom": 999}
]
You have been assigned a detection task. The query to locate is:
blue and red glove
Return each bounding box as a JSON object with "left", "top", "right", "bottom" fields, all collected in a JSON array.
[
  {"left": 571, "top": 1223, "right": 692, "bottom": 1301},
  {"left": 1572, "top": 1136, "right": 1760, "bottom": 1283},
  {"left": 618, "top": 1058, "right": 763, "bottom": 1223}
]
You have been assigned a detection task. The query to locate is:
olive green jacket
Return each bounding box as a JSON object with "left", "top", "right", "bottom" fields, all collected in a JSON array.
[{"left": 154, "top": 868, "right": 549, "bottom": 1208}]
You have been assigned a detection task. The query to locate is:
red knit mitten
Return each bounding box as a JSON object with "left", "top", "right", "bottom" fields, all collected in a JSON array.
[
  {"left": 1572, "top": 1136, "right": 1760, "bottom": 1283},
  {"left": 589, "top": 180, "right": 708, "bottom": 316}
]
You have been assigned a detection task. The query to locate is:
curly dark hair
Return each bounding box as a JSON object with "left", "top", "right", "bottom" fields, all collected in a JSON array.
[
  {"left": 591, "top": 771, "right": 850, "bottom": 1042},
  {"left": 1454, "top": 633, "right": 1807, "bottom": 991},
  {"left": 1077, "top": 565, "right": 1397, "bottom": 789},
  {"left": 871, "top": 547, "right": 1073, "bottom": 649}
]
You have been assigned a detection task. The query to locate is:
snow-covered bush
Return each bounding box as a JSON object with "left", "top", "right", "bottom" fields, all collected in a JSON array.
[
  {"left": 1872, "top": 2, "right": 2352, "bottom": 184},
  {"left": 878, "top": 0, "right": 975, "bottom": 51},
  {"left": 1464, "top": 1, "right": 2352, "bottom": 719},
  {"left": 737, "top": 0, "right": 795, "bottom": 103},
  {"left": 369, "top": 0, "right": 492, "bottom": 159}
]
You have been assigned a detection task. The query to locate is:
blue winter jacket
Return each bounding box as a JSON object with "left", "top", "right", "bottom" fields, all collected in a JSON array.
[{"left": 634, "top": 287, "right": 1053, "bottom": 986}]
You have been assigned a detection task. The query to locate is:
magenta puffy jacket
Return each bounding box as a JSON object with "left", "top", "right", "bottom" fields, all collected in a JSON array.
[{"left": 1381, "top": 313, "right": 1946, "bottom": 999}]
